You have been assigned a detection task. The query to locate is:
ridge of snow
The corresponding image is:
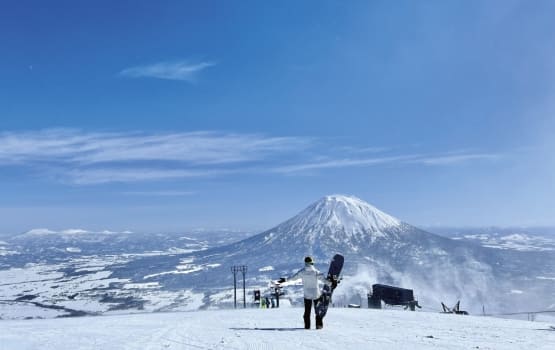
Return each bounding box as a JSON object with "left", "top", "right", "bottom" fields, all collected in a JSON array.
[
  {"left": 60, "top": 229, "right": 89, "bottom": 235},
  {"left": 19, "top": 228, "right": 133, "bottom": 236},
  {"left": 22, "top": 228, "right": 58, "bottom": 236}
]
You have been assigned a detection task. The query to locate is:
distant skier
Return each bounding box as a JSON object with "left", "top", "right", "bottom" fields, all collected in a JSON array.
[{"left": 282, "top": 256, "right": 330, "bottom": 329}]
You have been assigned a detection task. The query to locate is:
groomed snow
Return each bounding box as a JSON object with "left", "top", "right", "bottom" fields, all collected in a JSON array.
[{"left": 0, "top": 307, "right": 553, "bottom": 349}]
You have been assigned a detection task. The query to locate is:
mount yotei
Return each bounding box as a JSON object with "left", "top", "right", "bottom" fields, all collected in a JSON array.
[
  {"left": 135, "top": 195, "right": 554, "bottom": 312},
  {"left": 1, "top": 195, "right": 554, "bottom": 319}
]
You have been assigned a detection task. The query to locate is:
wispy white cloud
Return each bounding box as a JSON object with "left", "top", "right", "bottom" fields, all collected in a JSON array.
[
  {"left": 67, "top": 168, "right": 220, "bottom": 185},
  {"left": 119, "top": 60, "right": 215, "bottom": 82},
  {"left": 273, "top": 155, "right": 419, "bottom": 173},
  {"left": 414, "top": 153, "right": 503, "bottom": 165},
  {"left": 333, "top": 146, "right": 391, "bottom": 154},
  {"left": 0, "top": 129, "right": 309, "bottom": 184},
  {"left": 274, "top": 152, "right": 503, "bottom": 174},
  {"left": 0, "top": 129, "right": 504, "bottom": 184},
  {"left": 122, "top": 190, "right": 196, "bottom": 197},
  {"left": 0, "top": 129, "right": 308, "bottom": 165}
]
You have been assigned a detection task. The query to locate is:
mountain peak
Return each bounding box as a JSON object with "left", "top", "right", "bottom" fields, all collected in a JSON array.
[
  {"left": 304, "top": 194, "right": 402, "bottom": 232},
  {"left": 234, "top": 194, "right": 411, "bottom": 263},
  {"left": 264, "top": 195, "right": 403, "bottom": 244}
]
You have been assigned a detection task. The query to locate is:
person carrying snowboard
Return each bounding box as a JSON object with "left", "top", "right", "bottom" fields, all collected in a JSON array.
[{"left": 282, "top": 256, "right": 331, "bottom": 329}]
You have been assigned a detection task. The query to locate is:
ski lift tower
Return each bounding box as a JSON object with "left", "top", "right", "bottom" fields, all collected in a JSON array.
[{"left": 231, "top": 265, "right": 248, "bottom": 308}]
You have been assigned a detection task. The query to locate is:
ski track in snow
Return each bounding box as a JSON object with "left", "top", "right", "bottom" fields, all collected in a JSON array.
[{"left": 0, "top": 308, "right": 554, "bottom": 350}]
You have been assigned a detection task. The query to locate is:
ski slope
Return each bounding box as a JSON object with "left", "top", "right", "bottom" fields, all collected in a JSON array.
[{"left": 1, "top": 307, "right": 553, "bottom": 349}]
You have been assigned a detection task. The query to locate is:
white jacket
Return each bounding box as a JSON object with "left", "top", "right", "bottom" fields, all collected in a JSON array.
[{"left": 288, "top": 263, "right": 328, "bottom": 300}]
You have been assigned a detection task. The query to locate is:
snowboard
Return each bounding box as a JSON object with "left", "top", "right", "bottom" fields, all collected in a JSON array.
[{"left": 315, "top": 254, "right": 344, "bottom": 319}]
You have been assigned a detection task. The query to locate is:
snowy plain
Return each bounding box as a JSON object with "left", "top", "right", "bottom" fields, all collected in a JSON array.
[{"left": 0, "top": 307, "right": 553, "bottom": 350}]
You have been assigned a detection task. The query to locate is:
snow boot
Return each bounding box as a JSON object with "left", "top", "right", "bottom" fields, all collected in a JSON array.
[{"left": 315, "top": 316, "right": 323, "bottom": 329}]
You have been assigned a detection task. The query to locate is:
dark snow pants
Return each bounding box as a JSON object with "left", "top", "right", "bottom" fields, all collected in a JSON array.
[{"left": 303, "top": 298, "right": 323, "bottom": 329}]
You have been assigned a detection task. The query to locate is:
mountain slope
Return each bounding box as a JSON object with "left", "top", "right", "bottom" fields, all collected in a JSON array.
[
  {"left": 121, "top": 195, "right": 554, "bottom": 314},
  {"left": 212, "top": 194, "right": 458, "bottom": 269}
]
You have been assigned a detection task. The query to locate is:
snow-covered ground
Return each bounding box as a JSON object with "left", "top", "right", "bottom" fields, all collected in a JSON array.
[
  {"left": 453, "top": 233, "right": 555, "bottom": 252},
  {"left": 0, "top": 308, "right": 553, "bottom": 350}
]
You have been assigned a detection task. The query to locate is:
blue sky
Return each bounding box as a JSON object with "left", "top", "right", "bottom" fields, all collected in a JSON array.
[{"left": 1, "top": 0, "right": 554, "bottom": 233}]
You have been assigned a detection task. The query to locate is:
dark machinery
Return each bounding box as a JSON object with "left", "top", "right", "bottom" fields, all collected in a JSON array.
[
  {"left": 441, "top": 300, "right": 468, "bottom": 315},
  {"left": 367, "top": 284, "right": 421, "bottom": 311}
]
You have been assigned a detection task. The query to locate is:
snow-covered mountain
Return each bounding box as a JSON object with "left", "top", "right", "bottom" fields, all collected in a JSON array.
[
  {"left": 126, "top": 195, "right": 554, "bottom": 314},
  {"left": 280, "top": 194, "right": 403, "bottom": 236},
  {"left": 1, "top": 195, "right": 554, "bottom": 318},
  {"left": 200, "top": 195, "right": 458, "bottom": 280}
]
